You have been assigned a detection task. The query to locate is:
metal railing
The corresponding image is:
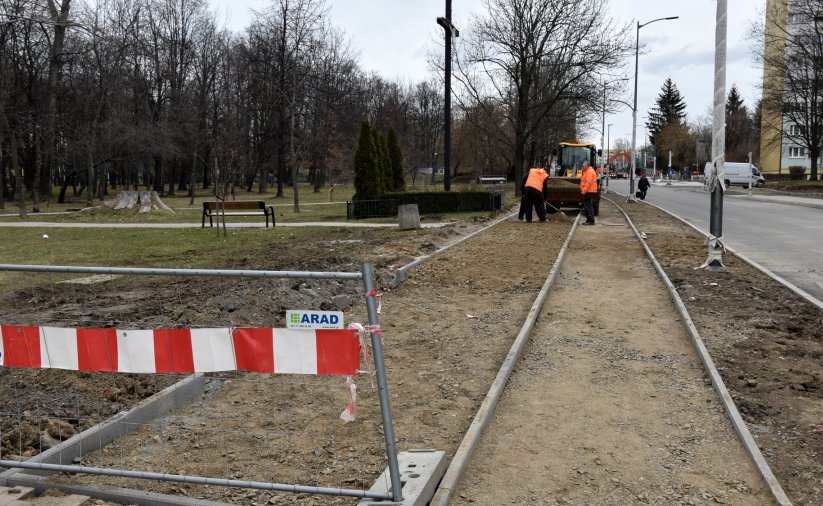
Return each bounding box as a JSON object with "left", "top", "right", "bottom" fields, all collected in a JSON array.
[{"left": 0, "top": 263, "right": 402, "bottom": 502}]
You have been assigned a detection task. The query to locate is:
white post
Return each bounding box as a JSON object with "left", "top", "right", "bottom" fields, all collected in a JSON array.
[
  {"left": 703, "top": 0, "right": 727, "bottom": 271},
  {"left": 748, "top": 151, "right": 753, "bottom": 197}
]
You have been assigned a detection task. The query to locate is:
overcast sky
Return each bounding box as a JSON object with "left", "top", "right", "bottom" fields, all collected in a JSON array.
[{"left": 208, "top": 0, "right": 765, "bottom": 151}]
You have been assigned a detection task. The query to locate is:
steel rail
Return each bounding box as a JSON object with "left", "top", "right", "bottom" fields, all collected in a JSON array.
[{"left": 604, "top": 195, "right": 793, "bottom": 506}]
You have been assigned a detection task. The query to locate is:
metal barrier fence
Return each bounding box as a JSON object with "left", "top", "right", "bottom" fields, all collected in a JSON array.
[{"left": 0, "top": 263, "right": 403, "bottom": 503}]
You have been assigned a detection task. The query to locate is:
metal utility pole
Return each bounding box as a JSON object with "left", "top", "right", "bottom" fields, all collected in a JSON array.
[
  {"left": 630, "top": 16, "right": 678, "bottom": 201},
  {"left": 703, "top": 0, "right": 727, "bottom": 271},
  {"left": 606, "top": 123, "right": 612, "bottom": 188},
  {"left": 437, "top": 1, "right": 459, "bottom": 192}
]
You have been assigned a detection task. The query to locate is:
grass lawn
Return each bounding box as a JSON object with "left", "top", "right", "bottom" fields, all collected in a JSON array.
[
  {"left": 766, "top": 179, "right": 823, "bottom": 192},
  {"left": 0, "top": 183, "right": 515, "bottom": 224}
]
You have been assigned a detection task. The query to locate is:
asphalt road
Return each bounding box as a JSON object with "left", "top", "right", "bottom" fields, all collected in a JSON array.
[{"left": 605, "top": 178, "right": 823, "bottom": 303}]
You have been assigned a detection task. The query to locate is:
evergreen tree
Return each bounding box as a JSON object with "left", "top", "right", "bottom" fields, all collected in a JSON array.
[
  {"left": 372, "top": 127, "right": 388, "bottom": 195},
  {"left": 645, "top": 78, "right": 687, "bottom": 147},
  {"left": 726, "top": 85, "right": 744, "bottom": 115},
  {"left": 387, "top": 127, "right": 405, "bottom": 192},
  {"left": 725, "top": 84, "right": 754, "bottom": 161},
  {"left": 353, "top": 121, "right": 379, "bottom": 200}
]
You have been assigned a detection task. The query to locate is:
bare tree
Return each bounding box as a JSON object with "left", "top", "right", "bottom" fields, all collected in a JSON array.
[{"left": 452, "top": 0, "right": 629, "bottom": 191}]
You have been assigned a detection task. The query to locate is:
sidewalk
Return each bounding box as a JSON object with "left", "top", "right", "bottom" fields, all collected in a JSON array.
[
  {"left": 649, "top": 180, "right": 823, "bottom": 210},
  {"left": 0, "top": 221, "right": 448, "bottom": 229}
]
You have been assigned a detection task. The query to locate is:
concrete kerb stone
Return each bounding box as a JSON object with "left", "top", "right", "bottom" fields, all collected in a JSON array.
[
  {"left": 357, "top": 450, "right": 446, "bottom": 506},
  {"left": 0, "top": 374, "right": 205, "bottom": 484},
  {"left": 603, "top": 196, "right": 793, "bottom": 506},
  {"left": 428, "top": 214, "right": 581, "bottom": 506},
  {"left": 391, "top": 211, "right": 518, "bottom": 285},
  {"left": 0, "top": 479, "right": 231, "bottom": 506}
]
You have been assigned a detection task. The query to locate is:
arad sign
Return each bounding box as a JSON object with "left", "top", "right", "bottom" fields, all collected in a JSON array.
[{"left": 286, "top": 310, "right": 344, "bottom": 329}]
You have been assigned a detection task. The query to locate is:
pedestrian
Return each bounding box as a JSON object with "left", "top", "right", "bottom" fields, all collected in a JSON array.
[
  {"left": 517, "top": 172, "right": 529, "bottom": 220},
  {"left": 580, "top": 161, "right": 597, "bottom": 225},
  {"left": 523, "top": 167, "right": 549, "bottom": 222},
  {"left": 637, "top": 171, "right": 650, "bottom": 200}
]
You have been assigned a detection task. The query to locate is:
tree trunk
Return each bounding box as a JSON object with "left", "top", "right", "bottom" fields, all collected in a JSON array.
[
  {"left": 86, "top": 150, "right": 95, "bottom": 207},
  {"left": 0, "top": 97, "right": 25, "bottom": 217},
  {"left": 105, "top": 190, "right": 174, "bottom": 213},
  {"left": 43, "top": 0, "right": 72, "bottom": 204},
  {"left": 32, "top": 117, "right": 41, "bottom": 212}
]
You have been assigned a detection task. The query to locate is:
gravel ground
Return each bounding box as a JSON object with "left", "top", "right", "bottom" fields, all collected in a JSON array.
[{"left": 2, "top": 198, "right": 820, "bottom": 505}]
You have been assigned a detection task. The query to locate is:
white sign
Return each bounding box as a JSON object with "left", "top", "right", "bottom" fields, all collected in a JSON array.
[{"left": 286, "top": 310, "right": 344, "bottom": 329}]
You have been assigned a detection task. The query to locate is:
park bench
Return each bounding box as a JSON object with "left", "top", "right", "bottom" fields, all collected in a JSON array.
[
  {"left": 478, "top": 176, "right": 507, "bottom": 184},
  {"left": 201, "top": 200, "right": 275, "bottom": 228}
]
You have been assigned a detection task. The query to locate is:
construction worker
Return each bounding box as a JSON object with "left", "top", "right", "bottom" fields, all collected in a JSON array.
[
  {"left": 580, "top": 161, "right": 597, "bottom": 225},
  {"left": 523, "top": 167, "right": 549, "bottom": 222}
]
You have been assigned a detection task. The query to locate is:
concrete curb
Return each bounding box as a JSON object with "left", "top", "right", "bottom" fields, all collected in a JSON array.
[
  {"left": 429, "top": 215, "right": 581, "bottom": 505},
  {"left": 391, "top": 211, "right": 518, "bottom": 285},
  {"left": 604, "top": 196, "right": 793, "bottom": 506},
  {"left": 0, "top": 479, "right": 230, "bottom": 506},
  {"left": 1, "top": 374, "right": 207, "bottom": 503}
]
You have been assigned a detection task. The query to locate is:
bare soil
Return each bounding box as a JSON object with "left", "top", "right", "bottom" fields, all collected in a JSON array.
[
  {"left": 1, "top": 199, "right": 821, "bottom": 505},
  {"left": 454, "top": 203, "right": 769, "bottom": 505},
  {"left": 613, "top": 196, "right": 823, "bottom": 506}
]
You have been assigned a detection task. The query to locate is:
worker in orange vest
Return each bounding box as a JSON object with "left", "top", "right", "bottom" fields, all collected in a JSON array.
[
  {"left": 580, "top": 161, "right": 598, "bottom": 225},
  {"left": 522, "top": 167, "right": 550, "bottom": 222}
]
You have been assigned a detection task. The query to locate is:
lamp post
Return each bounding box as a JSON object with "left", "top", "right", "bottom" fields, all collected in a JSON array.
[
  {"left": 630, "top": 15, "right": 679, "bottom": 201},
  {"left": 437, "top": 1, "right": 459, "bottom": 192},
  {"left": 703, "top": 0, "right": 727, "bottom": 271},
  {"left": 606, "top": 123, "right": 613, "bottom": 186},
  {"left": 601, "top": 77, "right": 629, "bottom": 189}
]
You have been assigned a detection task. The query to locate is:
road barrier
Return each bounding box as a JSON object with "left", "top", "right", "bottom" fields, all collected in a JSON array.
[{"left": 0, "top": 263, "right": 403, "bottom": 503}]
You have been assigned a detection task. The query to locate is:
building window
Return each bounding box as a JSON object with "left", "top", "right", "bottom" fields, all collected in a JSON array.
[
  {"left": 788, "top": 146, "right": 806, "bottom": 158},
  {"left": 788, "top": 124, "right": 802, "bottom": 136},
  {"left": 788, "top": 12, "right": 809, "bottom": 24}
]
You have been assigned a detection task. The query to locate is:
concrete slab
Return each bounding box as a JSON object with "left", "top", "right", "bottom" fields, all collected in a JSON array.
[
  {"left": 357, "top": 450, "right": 446, "bottom": 506},
  {"left": 0, "top": 487, "right": 34, "bottom": 505}
]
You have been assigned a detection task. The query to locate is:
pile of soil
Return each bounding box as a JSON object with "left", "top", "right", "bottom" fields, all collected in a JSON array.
[{"left": 0, "top": 220, "right": 484, "bottom": 463}]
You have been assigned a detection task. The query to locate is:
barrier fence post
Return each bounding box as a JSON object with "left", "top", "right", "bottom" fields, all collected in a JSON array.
[{"left": 361, "top": 263, "right": 403, "bottom": 502}]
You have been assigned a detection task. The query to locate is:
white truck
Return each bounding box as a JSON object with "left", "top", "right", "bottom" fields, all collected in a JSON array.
[{"left": 703, "top": 162, "right": 765, "bottom": 188}]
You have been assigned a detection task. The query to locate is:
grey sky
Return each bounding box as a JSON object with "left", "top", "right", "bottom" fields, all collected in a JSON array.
[{"left": 209, "top": 0, "right": 764, "bottom": 156}]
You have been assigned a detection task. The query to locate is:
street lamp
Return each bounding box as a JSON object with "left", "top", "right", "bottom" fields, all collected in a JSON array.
[
  {"left": 601, "top": 77, "right": 629, "bottom": 188},
  {"left": 437, "top": 1, "right": 459, "bottom": 192},
  {"left": 606, "top": 123, "right": 613, "bottom": 186},
  {"left": 630, "top": 15, "right": 679, "bottom": 201}
]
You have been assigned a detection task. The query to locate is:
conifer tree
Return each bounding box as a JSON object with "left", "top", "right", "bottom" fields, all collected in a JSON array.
[
  {"left": 372, "top": 127, "right": 388, "bottom": 195},
  {"left": 645, "top": 78, "right": 687, "bottom": 147},
  {"left": 353, "top": 121, "right": 379, "bottom": 200},
  {"left": 387, "top": 127, "right": 405, "bottom": 192}
]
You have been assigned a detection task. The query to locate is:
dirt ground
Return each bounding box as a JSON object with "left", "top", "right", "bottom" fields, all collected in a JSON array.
[
  {"left": 1, "top": 197, "right": 821, "bottom": 505},
  {"left": 613, "top": 196, "right": 823, "bottom": 506},
  {"left": 454, "top": 203, "right": 769, "bottom": 505}
]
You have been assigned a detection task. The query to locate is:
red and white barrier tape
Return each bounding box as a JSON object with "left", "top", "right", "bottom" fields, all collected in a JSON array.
[{"left": 0, "top": 325, "right": 359, "bottom": 376}]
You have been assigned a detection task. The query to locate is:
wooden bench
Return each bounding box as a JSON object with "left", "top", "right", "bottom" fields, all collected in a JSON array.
[{"left": 201, "top": 201, "right": 275, "bottom": 228}]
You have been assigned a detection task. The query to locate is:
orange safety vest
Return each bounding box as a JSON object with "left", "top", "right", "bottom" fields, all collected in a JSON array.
[
  {"left": 580, "top": 167, "right": 597, "bottom": 194},
  {"left": 524, "top": 168, "right": 548, "bottom": 192}
]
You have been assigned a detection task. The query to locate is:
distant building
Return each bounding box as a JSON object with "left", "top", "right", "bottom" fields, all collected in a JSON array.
[{"left": 760, "top": 0, "right": 822, "bottom": 175}]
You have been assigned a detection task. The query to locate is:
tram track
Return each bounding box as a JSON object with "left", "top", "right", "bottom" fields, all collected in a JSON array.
[{"left": 432, "top": 199, "right": 788, "bottom": 505}]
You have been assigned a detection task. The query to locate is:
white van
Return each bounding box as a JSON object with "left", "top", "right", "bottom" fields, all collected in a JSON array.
[{"left": 703, "top": 162, "right": 766, "bottom": 188}]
